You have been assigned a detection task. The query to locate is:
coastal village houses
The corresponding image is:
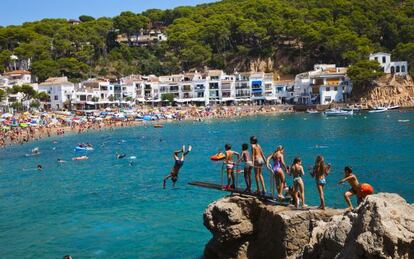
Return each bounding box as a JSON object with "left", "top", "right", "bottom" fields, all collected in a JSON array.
[{"left": 3, "top": 51, "right": 409, "bottom": 111}]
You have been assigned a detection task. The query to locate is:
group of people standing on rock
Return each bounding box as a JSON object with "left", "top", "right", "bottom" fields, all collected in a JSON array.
[
  {"left": 223, "top": 136, "right": 373, "bottom": 210},
  {"left": 161, "top": 136, "right": 374, "bottom": 210}
]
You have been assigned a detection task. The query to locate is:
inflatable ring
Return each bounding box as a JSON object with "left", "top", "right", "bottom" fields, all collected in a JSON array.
[{"left": 210, "top": 153, "right": 225, "bottom": 161}]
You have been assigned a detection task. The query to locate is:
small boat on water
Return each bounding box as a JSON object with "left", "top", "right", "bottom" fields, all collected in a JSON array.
[
  {"left": 306, "top": 109, "right": 319, "bottom": 114},
  {"left": 388, "top": 105, "right": 400, "bottom": 110},
  {"left": 368, "top": 107, "right": 388, "bottom": 113},
  {"left": 324, "top": 109, "right": 353, "bottom": 116},
  {"left": 153, "top": 124, "right": 164, "bottom": 128}
]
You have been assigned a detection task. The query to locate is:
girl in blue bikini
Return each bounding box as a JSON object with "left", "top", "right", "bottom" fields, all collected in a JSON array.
[
  {"left": 311, "top": 155, "right": 331, "bottom": 209},
  {"left": 289, "top": 157, "right": 306, "bottom": 208}
]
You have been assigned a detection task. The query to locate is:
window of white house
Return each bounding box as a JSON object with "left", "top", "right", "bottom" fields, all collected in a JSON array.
[
  {"left": 382, "top": 56, "right": 386, "bottom": 63},
  {"left": 334, "top": 87, "right": 338, "bottom": 91},
  {"left": 401, "top": 66, "right": 406, "bottom": 72},
  {"left": 325, "top": 96, "right": 332, "bottom": 102},
  {"left": 326, "top": 87, "right": 330, "bottom": 91},
  {"left": 396, "top": 66, "right": 400, "bottom": 73},
  {"left": 54, "top": 95, "right": 58, "bottom": 100}
]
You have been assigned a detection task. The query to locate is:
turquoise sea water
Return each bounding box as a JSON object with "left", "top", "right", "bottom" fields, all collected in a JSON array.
[{"left": 1, "top": 111, "right": 414, "bottom": 258}]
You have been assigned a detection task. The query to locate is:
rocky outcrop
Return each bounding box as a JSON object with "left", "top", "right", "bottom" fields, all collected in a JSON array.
[
  {"left": 355, "top": 74, "right": 414, "bottom": 108},
  {"left": 203, "top": 193, "right": 414, "bottom": 259}
]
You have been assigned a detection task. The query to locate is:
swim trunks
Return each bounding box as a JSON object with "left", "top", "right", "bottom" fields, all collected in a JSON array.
[
  {"left": 226, "top": 163, "right": 234, "bottom": 170},
  {"left": 244, "top": 161, "right": 253, "bottom": 169},
  {"left": 318, "top": 178, "right": 326, "bottom": 186},
  {"left": 254, "top": 158, "right": 264, "bottom": 167}
]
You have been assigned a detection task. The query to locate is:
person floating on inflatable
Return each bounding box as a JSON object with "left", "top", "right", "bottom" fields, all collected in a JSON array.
[
  {"left": 163, "top": 145, "right": 192, "bottom": 189},
  {"left": 338, "top": 166, "right": 374, "bottom": 210}
]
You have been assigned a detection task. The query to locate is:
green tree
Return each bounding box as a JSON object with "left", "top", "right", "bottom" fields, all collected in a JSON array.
[
  {"left": 29, "top": 100, "right": 41, "bottom": 108},
  {"left": 161, "top": 93, "right": 174, "bottom": 103},
  {"left": 113, "top": 12, "right": 149, "bottom": 43},
  {"left": 20, "top": 84, "right": 38, "bottom": 101},
  {"left": 32, "top": 60, "right": 60, "bottom": 82},
  {"left": 10, "top": 102, "right": 24, "bottom": 112},
  {"left": 36, "top": 91, "right": 50, "bottom": 102},
  {"left": 79, "top": 15, "right": 95, "bottom": 22},
  {"left": 348, "top": 60, "right": 384, "bottom": 90},
  {"left": 0, "top": 89, "right": 6, "bottom": 102}
]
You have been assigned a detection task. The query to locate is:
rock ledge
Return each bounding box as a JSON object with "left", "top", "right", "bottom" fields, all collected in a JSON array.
[{"left": 203, "top": 193, "right": 414, "bottom": 259}]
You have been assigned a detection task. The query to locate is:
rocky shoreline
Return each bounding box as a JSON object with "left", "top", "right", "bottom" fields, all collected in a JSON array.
[{"left": 203, "top": 193, "right": 414, "bottom": 259}]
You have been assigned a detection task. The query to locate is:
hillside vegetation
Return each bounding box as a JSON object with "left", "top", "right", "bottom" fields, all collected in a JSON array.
[{"left": 0, "top": 0, "right": 413, "bottom": 81}]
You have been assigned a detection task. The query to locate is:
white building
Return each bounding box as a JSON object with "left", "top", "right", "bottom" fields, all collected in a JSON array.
[
  {"left": 369, "top": 52, "right": 408, "bottom": 76},
  {"left": 1, "top": 70, "right": 32, "bottom": 89},
  {"left": 295, "top": 64, "right": 351, "bottom": 105},
  {"left": 38, "top": 77, "right": 75, "bottom": 110}
]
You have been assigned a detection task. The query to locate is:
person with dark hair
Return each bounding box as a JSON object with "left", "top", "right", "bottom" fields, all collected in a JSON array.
[
  {"left": 240, "top": 143, "right": 253, "bottom": 192},
  {"left": 163, "top": 145, "right": 192, "bottom": 189},
  {"left": 338, "top": 166, "right": 360, "bottom": 210},
  {"left": 223, "top": 144, "right": 240, "bottom": 190},
  {"left": 267, "top": 145, "right": 288, "bottom": 199},
  {"left": 250, "top": 136, "right": 266, "bottom": 195},
  {"left": 311, "top": 155, "right": 331, "bottom": 209},
  {"left": 289, "top": 156, "right": 306, "bottom": 208}
]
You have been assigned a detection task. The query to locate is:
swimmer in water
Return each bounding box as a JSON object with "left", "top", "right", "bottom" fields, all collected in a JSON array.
[
  {"left": 163, "top": 145, "right": 192, "bottom": 189},
  {"left": 31, "top": 147, "right": 40, "bottom": 155},
  {"left": 37, "top": 164, "right": 43, "bottom": 171},
  {"left": 72, "top": 156, "right": 88, "bottom": 161},
  {"left": 57, "top": 158, "right": 66, "bottom": 163},
  {"left": 116, "top": 153, "right": 126, "bottom": 159}
]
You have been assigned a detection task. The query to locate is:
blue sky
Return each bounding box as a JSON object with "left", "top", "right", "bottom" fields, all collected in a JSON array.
[{"left": 0, "top": 0, "right": 217, "bottom": 26}]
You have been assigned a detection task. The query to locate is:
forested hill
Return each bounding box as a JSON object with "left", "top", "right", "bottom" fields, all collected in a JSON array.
[{"left": 0, "top": 0, "right": 413, "bottom": 82}]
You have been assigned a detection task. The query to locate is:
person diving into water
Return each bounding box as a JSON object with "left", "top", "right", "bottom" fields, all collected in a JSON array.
[{"left": 163, "top": 145, "right": 192, "bottom": 189}]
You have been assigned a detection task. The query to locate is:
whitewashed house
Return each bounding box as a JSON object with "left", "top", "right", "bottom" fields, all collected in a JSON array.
[
  {"left": 38, "top": 77, "right": 75, "bottom": 110},
  {"left": 369, "top": 52, "right": 408, "bottom": 75},
  {"left": 294, "top": 64, "right": 351, "bottom": 105}
]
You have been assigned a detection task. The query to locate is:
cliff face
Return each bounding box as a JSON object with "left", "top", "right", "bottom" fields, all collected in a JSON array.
[
  {"left": 203, "top": 193, "right": 414, "bottom": 259},
  {"left": 354, "top": 74, "right": 414, "bottom": 108}
]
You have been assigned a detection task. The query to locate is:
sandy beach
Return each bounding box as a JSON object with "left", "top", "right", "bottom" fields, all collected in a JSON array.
[{"left": 1, "top": 105, "right": 293, "bottom": 148}]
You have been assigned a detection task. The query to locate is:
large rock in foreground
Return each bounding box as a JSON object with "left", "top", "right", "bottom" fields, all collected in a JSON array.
[{"left": 203, "top": 193, "right": 414, "bottom": 259}]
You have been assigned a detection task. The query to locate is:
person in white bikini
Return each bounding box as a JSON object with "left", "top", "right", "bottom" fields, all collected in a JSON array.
[
  {"left": 250, "top": 136, "right": 266, "bottom": 195},
  {"left": 224, "top": 144, "right": 240, "bottom": 190}
]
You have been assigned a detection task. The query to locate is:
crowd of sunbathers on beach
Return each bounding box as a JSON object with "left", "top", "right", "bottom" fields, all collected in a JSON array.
[{"left": 163, "top": 136, "right": 374, "bottom": 210}]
